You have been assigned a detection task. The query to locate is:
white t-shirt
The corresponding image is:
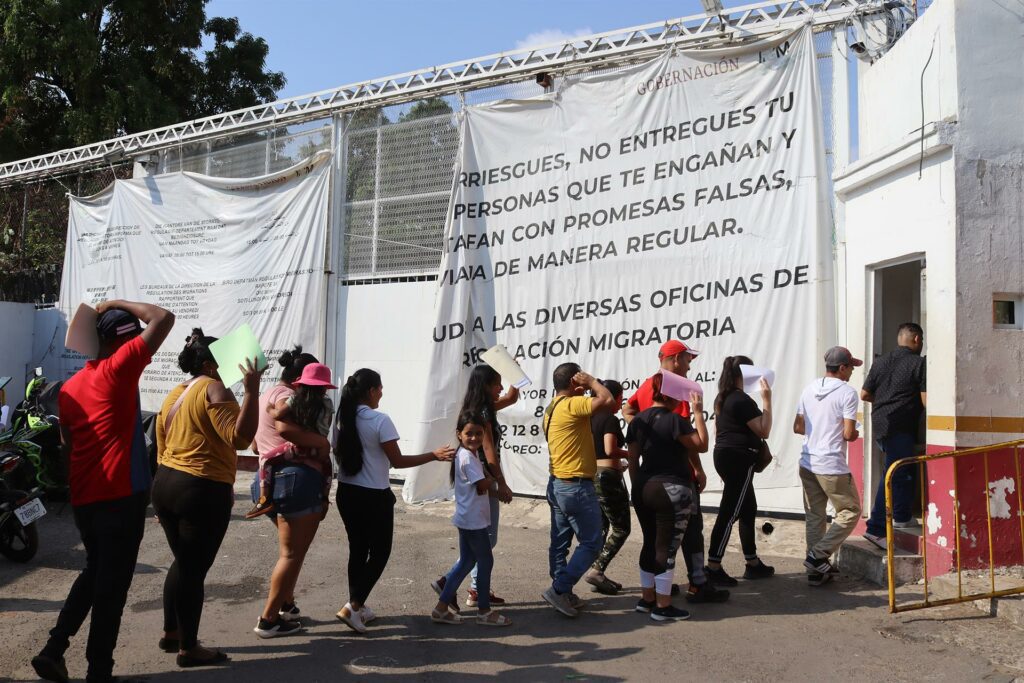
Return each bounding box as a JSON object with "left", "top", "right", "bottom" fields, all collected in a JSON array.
[
  {"left": 338, "top": 405, "right": 400, "bottom": 490},
  {"left": 452, "top": 447, "right": 490, "bottom": 530},
  {"left": 796, "top": 378, "right": 859, "bottom": 475}
]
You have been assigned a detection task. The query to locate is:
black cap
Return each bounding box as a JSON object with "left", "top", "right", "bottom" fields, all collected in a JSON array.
[{"left": 96, "top": 309, "right": 142, "bottom": 340}]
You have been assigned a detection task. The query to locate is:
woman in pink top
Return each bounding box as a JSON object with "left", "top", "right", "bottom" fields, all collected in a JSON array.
[{"left": 250, "top": 347, "right": 329, "bottom": 638}]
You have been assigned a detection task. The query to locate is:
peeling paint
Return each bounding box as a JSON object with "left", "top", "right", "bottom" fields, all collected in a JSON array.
[
  {"left": 937, "top": 536, "right": 948, "bottom": 548},
  {"left": 948, "top": 489, "right": 955, "bottom": 498},
  {"left": 988, "top": 477, "right": 1015, "bottom": 519},
  {"left": 927, "top": 502, "right": 942, "bottom": 534}
]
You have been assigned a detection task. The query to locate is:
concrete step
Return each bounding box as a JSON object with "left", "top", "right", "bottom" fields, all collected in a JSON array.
[
  {"left": 930, "top": 571, "right": 1024, "bottom": 627},
  {"left": 892, "top": 524, "right": 924, "bottom": 554},
  {"left": 837, "top": 538, "right": 923, "bottom": 586}
]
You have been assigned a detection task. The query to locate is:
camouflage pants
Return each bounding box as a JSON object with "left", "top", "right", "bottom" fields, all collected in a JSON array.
[{"left": 592, "top": 468, "right": 631, "bottom": 573}]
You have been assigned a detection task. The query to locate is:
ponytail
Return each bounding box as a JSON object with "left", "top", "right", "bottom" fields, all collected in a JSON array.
[
  {"left": 714, "top": 355, "right": 753, "bottom": 415},
  {"left": 333, "top": 368, "right": 382, "bottom": 476},
  {"left": 177, "top": 328, "right": 218, "bottom": 377},
  {"left": 278, "top": 345, "right": 319, "bottom": 385}
]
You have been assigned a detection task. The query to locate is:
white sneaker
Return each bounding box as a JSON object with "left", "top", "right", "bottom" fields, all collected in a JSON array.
[
  {"left": 863, "top": 533, "right": 888, "bottom": 551},
  {"left": 359, "top": 605, "right": 377, "bottom": 624},
  {"left": 336, "top": 603, "right": 368, "bottom": 633}
]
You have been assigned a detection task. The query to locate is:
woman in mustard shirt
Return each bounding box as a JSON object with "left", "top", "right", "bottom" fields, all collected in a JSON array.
[{"left": 153, "top": 329, "right": 264, "bottom": 668}]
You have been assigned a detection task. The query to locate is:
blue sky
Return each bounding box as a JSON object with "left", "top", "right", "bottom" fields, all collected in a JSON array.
[{"left": 206, "top": 0, "right": 712, "bottom": 99}]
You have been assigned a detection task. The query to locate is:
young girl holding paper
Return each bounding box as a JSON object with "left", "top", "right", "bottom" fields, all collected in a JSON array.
[
  {"left": 432, "top": 364, "right": 518, "bottom": 608},
  {"left": 706, "top": 356, "right": 775, "bottom": 585}
]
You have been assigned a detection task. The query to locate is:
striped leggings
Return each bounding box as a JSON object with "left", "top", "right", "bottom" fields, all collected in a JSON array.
[{"left": 707, "top": 448, "right": 758, "bottom": 563}]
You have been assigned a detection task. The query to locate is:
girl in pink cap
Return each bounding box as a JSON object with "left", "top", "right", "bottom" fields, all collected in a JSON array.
[{"left": 246, "top": 363, "right": 337, "bottom": 520}]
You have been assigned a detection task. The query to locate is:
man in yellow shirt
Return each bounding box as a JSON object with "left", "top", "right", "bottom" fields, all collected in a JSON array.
[{"left": 541, "top": 362, "right": 614, "bottom": 617}]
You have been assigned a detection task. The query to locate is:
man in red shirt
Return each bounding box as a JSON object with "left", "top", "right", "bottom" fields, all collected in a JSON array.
[
  {"left": 623, "top": 340, "right": 728, "bottom": 604},
  {"left": 33, "top": 300, "right": 174, "bottom": 683}
]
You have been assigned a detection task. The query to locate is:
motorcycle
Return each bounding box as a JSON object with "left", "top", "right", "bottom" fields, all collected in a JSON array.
[{"left": 0, "top": 447, "right": 45, "bottom": 562}]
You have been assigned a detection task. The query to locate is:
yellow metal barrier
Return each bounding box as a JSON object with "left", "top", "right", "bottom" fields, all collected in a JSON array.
[{"left": 886, "top": 439, "right": 1024, "bottom": 613}]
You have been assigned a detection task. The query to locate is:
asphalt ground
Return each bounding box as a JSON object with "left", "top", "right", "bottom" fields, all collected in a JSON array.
[{"left": 3, "top": 474, "right": 1024, "bottom": 682}]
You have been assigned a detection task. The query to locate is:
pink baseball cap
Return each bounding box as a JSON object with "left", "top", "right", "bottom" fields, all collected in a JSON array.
[{"left": 294, "top": 363, "right": 337, "bottom": 388}]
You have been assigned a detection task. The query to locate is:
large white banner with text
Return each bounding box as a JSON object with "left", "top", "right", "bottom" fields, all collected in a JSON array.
[
  {"left": 59, "top": 152, "right": 331, "bottom": 411},
  {"left": 406, "top": 27, "right": 833, "bottom": 512}
]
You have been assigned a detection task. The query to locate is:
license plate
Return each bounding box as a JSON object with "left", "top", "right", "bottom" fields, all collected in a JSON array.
[{"left": 13, "top": 498, "right": 45, "bottom": 526}]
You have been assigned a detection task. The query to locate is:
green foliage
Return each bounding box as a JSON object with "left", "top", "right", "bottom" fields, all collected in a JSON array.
[{"left": 0, "top": 0, "right": 286, "bottom": 163}]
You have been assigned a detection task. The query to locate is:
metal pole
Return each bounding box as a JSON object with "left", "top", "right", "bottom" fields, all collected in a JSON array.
[
  {"left": 371, "top": 121, "right": 382, "bottom": 276},
  {"left": 1015, "top": 445, "right": 1024, "bottom": 567},
  {"left": 919, "top": 460, "right": 929, "bottom": 604},
  {"left": 19, "top": 187, "right": 28, "bottom": 269},
  {"left": 886, "top": 462, "right": 897, "bottom": 612},
  {"left": 983, "top": 453, "right": 996, "bottom": 594},
  {"left": 952, "top": 460, "right": 962, "bottom": 599}
]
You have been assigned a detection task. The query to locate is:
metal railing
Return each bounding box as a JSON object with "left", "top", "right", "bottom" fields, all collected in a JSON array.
[{"left": 886, "top": 439, "right": 1024, "bottom": 613}]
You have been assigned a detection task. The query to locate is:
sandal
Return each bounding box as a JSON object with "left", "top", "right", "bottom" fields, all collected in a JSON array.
[
  {"left": 606, "top": 577, "right": 623, "bottom": 591},
  {"left": 431, "top": 608, "right": 461, "bottom": 625},
  {"left": 158, "top": 637, "right": 179, "bottom": 653},
  {"left": 476, "top": 610, "right": 512, "bottom": 627},
  {"left": 585, "top": 575, "right": 619, "bottom": 595}
]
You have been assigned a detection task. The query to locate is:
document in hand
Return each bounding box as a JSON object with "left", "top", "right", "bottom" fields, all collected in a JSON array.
[
  {"left": 740, "top": 365, "right": 776, "bottom": 395},
  {"left": 480, "top": 344, "right": 532, "bottom": 389},
  {"left": 65, "top": 303, "right": 100, "bottom": 358},
  {"left": 659, "top": 369, "right": 703, "bottom": 400},
  {"left": 209, "top": 324, "right": 269, "bottom": 388}
]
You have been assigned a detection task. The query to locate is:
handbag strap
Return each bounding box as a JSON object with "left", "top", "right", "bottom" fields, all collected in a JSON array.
[
  {"left": 543, "top": 396, "right": 569, "bottom": 442},
  {"left": 164, "top": 377, "right": 203, "bottom": 433}
]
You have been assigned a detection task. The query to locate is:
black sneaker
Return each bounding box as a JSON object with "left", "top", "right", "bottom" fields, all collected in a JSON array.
[
  {"left": 253, "top": 616, "right": 304, "bottom": 639},
  {"left": 31, "top": 653, "right": 69, "bottom": 683},
  {"left": 686, "top": 581, "right": 730, "bottom": 603},
  {"left": 808, "top": 572, "right": 834, "bottom": 587},
  {"left": 634, "top": 598, "right": 656, "bottom": 613},
  {"left": 704, "top": 565, "right": 738, "bottom": 587},
  {"left": 803, "top": 553, "right": 833, "bottom": 575},
  {"left": 279, "top": 602, "right": 301, "bottom": 622},
  {"left": 651, "top": 605, "right": 691, "bottom": 622},
  {"left": 743, "top": 560, "right": 776, "bottom": 580}
]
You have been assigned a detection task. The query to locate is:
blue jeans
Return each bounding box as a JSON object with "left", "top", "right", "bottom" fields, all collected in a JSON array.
[
  {"left": 866, "top": 432, "right": 917, "bottom": 536},
  {"left": 547, "top": 476, "right": 603, "bottom": 594},
  {"left": 440, "top": 528, "right": 493, "bottom": 610},
  {"left": 468, "top": 496, "right": 499, "bottom": 590}
]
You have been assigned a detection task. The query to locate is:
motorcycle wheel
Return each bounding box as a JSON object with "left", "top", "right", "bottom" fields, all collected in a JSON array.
[{"left": 0, "top": 514, "right": 39, "bottom": 563}]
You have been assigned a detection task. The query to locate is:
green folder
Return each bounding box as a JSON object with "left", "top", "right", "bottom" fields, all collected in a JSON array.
[{"left": 208, "top": 323, "right": 268, "bottom": 388}]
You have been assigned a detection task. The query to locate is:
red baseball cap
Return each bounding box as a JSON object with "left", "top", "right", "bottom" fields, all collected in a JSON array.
[{"left": 659, "top": 340, "right": 699, "bottom": 359}]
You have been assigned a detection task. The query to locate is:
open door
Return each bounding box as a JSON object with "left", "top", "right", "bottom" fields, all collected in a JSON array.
[{"left": 866, "top": 256, "right": 926, "bottom": 515}]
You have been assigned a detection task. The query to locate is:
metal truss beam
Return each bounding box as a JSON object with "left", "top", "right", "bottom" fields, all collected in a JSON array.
[{"left": 0, "top": 0, "right": 888, "bottom": 187}]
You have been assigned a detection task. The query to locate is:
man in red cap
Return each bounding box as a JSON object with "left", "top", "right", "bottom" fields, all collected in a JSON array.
[{"left": 623, "top": 340, "right": 728, "bottom": 603}]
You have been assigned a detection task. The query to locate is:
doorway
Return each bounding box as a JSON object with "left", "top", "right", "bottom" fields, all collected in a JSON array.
[{"left": 865, "top": 256, "right": 926, "bottom": 516}]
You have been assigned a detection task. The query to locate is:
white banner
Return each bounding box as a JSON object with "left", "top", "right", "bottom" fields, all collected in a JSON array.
[
  {"left": 406, "top": 27, "right": 833, "bottom": 513},
  {"left": 59, "top": 152, "right": 331, "bottom": 411}
]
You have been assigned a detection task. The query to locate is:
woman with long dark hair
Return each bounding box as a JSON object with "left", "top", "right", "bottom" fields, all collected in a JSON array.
[
  {"left": 705, "top": 356, "right": 774, "bottom": 585},
  {"left": 432, "top": 365, "right": 518, "bottom": 607},
  {"left": 627, "top": 372, "right": 707, "bottom": 621},
  {"left": 153, "top": 329, "right": 264, "bottom": 667},
  {"left": 333, "top": 368, "right": 454, "bottom": 633}
]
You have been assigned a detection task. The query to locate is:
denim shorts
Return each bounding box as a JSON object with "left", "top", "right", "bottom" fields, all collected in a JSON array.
[{"left": 268, "top": 464, "right": 326, "bottom": 519}]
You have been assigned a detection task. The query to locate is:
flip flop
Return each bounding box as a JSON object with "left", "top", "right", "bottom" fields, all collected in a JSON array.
[
  {"left": 431, "top": 609, "right": 461, "bottom": 625},
  {"left": 476, "top": 610, "right": 512, "bottom": 627}
]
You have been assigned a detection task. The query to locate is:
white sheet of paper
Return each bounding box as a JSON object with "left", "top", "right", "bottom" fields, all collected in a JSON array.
[
  {"left": 0, "top": 405, "right": 9, "bottom": 431},
  {"left": 65, "top": 303, "right": 99, "bottom": 358},
  {"left": 660, "top": 369, "right": 703, "bottom": 400},
  {"left": 740, "top": 365, "right": 776, "bottom": 394},
  {"left": 480, "top": 344, "right": 532, "bottom": 388}
]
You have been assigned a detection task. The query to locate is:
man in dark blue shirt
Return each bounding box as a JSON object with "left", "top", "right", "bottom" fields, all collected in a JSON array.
[{"left": 861, "top": 323, "right": 927, "bottom": 549}]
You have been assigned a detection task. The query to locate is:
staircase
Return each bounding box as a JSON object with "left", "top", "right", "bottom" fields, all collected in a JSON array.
[{"left": 837, "top": 525, "right": 924, "bottom": 586}]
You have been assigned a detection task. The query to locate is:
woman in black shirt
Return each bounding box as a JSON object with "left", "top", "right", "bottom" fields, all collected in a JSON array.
[
  {"left": 585, "top": 380, "right": 629, "bottom": 595},
  {"left": 626, "top": 373, "right": 707, "bottom": 621},
  {"left": 706, "top": 356, "right": 774, "bottom": 585}
]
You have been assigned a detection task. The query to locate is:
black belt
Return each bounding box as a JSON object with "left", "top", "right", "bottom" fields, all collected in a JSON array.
[{"left": 554, "top": 475, "right": 593, "bottom": 482}]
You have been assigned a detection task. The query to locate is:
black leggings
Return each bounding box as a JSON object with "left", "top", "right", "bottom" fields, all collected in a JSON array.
[
  {"left": 708, "top": 448, "right": 758, "bottom": 563},
  {"left": 337, "top": 483, "right": 395, "bottom": 605},
  {"left": 633, "top": 475, "right": 691, "bottom": 575},
  {"left": 151, "top": 466, "right": 233, "bottom": 650}
]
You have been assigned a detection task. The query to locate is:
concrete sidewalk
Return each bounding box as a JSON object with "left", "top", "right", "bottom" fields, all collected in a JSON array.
[{"left": 2, "top": 473, "right": 1023, "bottom": 682}]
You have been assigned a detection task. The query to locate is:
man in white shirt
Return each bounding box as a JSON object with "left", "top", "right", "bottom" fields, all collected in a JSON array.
[{"left": 793, "top": 346, "right": 863, "bottom": 586}]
